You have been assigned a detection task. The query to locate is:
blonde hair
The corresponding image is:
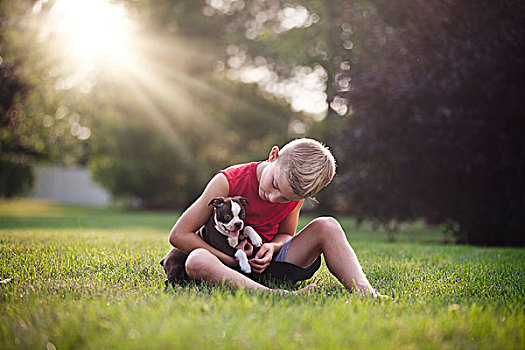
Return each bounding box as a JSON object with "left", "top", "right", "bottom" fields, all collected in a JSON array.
[{"left": 276, "top": 138, "right": 336, "bottom": 199}]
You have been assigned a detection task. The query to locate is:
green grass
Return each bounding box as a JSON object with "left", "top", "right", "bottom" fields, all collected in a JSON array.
[{"left": 1, "top": 199, "right": 524, "bottom": 349}]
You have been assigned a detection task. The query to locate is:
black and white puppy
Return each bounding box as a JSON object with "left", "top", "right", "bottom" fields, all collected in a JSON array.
[
  {"left": 160, "top": 196, "right": 262, "bottom": 286},
  {"left": 198, "top": 196, "right": 262, "bottom": 273}
]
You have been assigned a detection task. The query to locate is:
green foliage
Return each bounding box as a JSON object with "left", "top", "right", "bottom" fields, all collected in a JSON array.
[
  {"left": 0, "top": 0, "right": 90, "bottom": 166},
  {"left": 320, "top": 0, "right": 525, "bottom": 246},
  {"left": 0, "top": 160, "right": 34, "bottom": 197},
  {"left": 89, "top": 120, "right": 201, "bottom": 208},
  {"left": 87, "top": 75, "right": 295, "bottom": 208},
  {"left": 190, "top": 0, "right": 525, "bottom": 246},
  {"left": 0, "top": 200, "right": 524, "bottom": 349},
  {"left": 2, "top": 0, "right": 523, "bottom": 246}
]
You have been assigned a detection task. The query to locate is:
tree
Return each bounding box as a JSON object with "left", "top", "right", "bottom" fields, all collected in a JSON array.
[
  {"left": 0, "top": 0, "right": 90, "bottom": 197},
  {"left": 1, "top": 0, "right": 297, "bottom": 205},
  {"left": 330, "top": 0, "right": 525, "bottom": 245},
  {"left": 79, "top": 0, "right": 299, "bottom": 208}
]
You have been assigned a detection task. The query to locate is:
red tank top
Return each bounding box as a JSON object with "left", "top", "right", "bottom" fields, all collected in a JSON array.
[{"left": 219, "top": 162, "right": 300, "bottom": 243}]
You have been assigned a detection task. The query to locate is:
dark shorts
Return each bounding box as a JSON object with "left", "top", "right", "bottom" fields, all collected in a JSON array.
[
  {"left": 249, "top": 258, "right": 321, "bottom": 286},
  {"left": 248, "top": 237, "right": 321, "bottom": 286}
]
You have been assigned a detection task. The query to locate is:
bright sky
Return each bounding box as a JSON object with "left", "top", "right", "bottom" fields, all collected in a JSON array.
[{"left": 39, "top": 0, "right": 133, "bottom": 68}]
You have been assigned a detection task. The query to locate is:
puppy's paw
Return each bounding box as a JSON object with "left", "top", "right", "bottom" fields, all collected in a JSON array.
[
  {"left": 245, "top": 226, "right": 263, "bottom": 247},
  {"left": 239, "top": 260, "right": 251, "bottom": 274},
  {"left": 251, "top": 234, "right": 263, "bottom": 248},
  {"left": 235, "top": 249, "right": 251, "bottom": 274}
]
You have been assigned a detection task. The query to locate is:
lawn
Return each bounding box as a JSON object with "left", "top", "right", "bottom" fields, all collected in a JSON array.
[{"left": 1, "top": 199, "right": 524, "bottom": 349}]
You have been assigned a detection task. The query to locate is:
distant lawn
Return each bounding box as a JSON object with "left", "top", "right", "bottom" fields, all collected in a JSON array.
[{"left": 1, "top": 199, "right": 524, "bottom": 349}]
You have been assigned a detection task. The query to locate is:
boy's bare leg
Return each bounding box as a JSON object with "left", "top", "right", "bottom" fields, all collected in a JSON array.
[
  {"left": 184, "top": 248, "right": 315, "bottom": 294},
  {"left": 285, "top": 217, "right": 384, "bottom": 297}
]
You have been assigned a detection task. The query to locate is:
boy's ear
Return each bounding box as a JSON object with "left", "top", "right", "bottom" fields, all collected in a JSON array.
[
  {"left": 208, "top": 197, "right": 225, "bottom": 208},
  {"left": 268, "top": 146, "right": 280, "bottom": 162}
]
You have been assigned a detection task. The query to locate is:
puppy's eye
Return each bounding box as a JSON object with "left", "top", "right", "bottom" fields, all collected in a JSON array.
[
  {"left": 240, "top": 213, "right": 245, "bottom": 219},
  {"left": 224, "top": 215, "right": 232, "bottom": 221}
]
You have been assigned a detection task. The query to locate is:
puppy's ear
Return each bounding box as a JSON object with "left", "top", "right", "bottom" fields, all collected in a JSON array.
[
  {"left": 208, "top": 197, "right": 225, "bottom": 208},
  {"left": 234, "top": 196, "right": 250, "bottom": 207}
]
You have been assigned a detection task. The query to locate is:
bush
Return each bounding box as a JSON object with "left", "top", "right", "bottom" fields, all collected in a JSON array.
[
  {"left": 0, "top": 160, "right": 34, "bottom": 197},
  {"left": 327, "top": 0, "right": 525, "bottom": 246},
  {"left": 89, "top": 122, "right": 202, "bottom": 209}
]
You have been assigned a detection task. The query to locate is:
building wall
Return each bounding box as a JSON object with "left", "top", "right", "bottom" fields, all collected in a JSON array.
[{"left": 31, "top": 165, "right": 112, "bottom": 205}]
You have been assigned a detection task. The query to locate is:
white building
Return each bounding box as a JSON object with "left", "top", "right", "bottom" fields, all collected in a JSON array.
[{"left": 31, "top": 165, "right": 112, "bottom": 206}]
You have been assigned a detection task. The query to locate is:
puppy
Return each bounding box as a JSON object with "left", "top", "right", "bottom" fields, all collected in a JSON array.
[
  {"left": 199, "top": 197, "right": 262, "bottom": 273},
  {"left": 160, "top": 196, "right": 262, "bottom": 287}
]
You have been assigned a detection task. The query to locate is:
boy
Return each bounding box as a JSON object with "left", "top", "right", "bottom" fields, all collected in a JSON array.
[{"left": 169, "top": 138, "right": 384, "bottom": 296}]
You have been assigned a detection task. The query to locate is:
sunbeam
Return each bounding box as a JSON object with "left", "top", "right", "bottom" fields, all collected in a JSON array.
[
  {"left": 44, "top": 0, "right": 134, "bottom": 68},
  {"left": 35, "top": 0, "right": 288, "bottom": 150},
  {"left": 125, "top": 78, "right": 193, "bottom": 161}
]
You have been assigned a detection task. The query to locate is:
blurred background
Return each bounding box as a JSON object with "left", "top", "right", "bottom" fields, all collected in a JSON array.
[{"left": 1, "top": 0, "right": 524, "bottom": 246}]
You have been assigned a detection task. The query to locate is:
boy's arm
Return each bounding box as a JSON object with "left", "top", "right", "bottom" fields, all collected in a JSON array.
[
  {"left": 249, "top": 200, "right": 304, "bottom": 273},
  {"left": 169, "top": 173, "right": 237, "bottom": 268},
  {"left": 271, "top": 199, "right": 304, "bottom": 252}
]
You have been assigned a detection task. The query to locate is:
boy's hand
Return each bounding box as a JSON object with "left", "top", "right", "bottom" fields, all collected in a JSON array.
[
  {"left": 249, "top": 243, "right": 274, "bottom": 274},
  {"left": 236, "top": 239, "right": 254, "bottom": 258}
]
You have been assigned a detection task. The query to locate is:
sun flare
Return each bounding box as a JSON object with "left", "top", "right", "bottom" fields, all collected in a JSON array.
[{"left": 46, "top": 0, "right": 133, "bottom": 67}]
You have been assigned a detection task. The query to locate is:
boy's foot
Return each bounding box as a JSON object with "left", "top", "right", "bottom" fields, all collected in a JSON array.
[
  {"left": 371, "top": 291, "right": 397, "bottom": 302},
  {"left": 272, "top": 283, "right": 317, "bottom": 296},
  {"left": 373, "top": 292, "right": 390, "bottom": 299},
  {"left": 356, "top": 288, "right": 390, "bottom": 299},
  {"left": 292, "top": 283, "right": 317, "bottom": 295}
]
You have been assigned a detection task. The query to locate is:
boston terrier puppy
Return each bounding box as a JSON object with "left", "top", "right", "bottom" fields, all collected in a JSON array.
[
  {"left": 160, "top": 196, "right": 262, "bottom": 287},
  {"left": 199, "top": 196, "right": 262, "bottom": 273}
]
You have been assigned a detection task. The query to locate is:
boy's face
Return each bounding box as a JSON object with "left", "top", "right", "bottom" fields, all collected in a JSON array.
[{"left": 259, "top": 162, "right": 300, "bottom": 203}]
